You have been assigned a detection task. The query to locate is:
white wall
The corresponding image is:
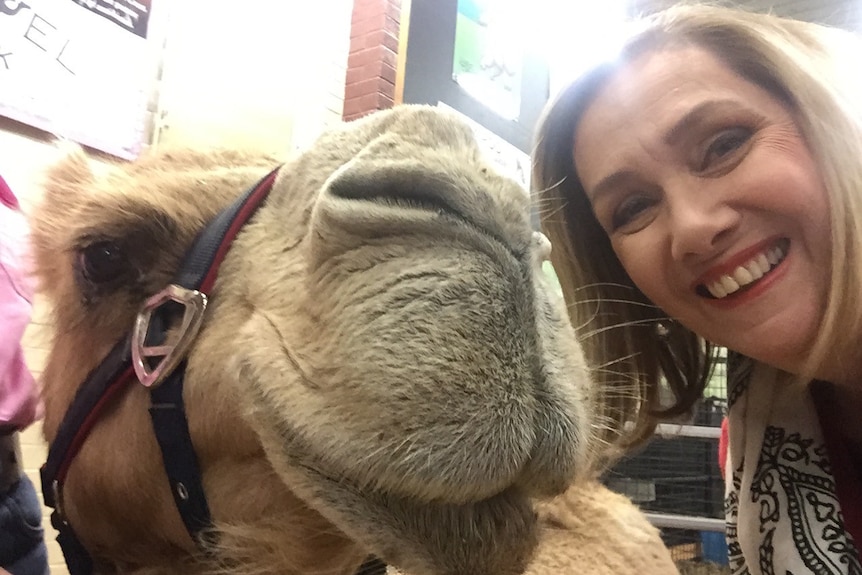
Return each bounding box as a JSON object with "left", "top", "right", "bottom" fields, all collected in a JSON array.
[{"left": 155, "top": 0, "right": 353, "bottom": 153}]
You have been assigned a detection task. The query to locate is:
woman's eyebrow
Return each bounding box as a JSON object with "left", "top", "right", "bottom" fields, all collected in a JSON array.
[
  {"left": 663, "top": 99, "right": 743, "bottom": 146},
  {"left": 587, "top": 169, "right": 639, "bottom": 204}
]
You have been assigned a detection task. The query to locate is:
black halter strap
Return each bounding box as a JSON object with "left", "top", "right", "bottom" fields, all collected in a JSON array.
[
  {"left": 41, "top": 168, "right": 279, "bottom": 573},
  {"left": 41, "top": 166, "right": 387, "bottom": 575}
]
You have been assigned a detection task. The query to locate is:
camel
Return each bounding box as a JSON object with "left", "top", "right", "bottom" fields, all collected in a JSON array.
[{"left": 28, "top": 105, "right": 678, "bottom": 575}]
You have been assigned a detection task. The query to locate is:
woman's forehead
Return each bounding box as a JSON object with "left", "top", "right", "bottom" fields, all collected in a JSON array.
[
  {"left": 572, "top": 45, "right": 792, "bottom": 196},
  {"left": 575, "top": 46, "right": 777, "bottom": 147},
  {"left": 588, "top": 46, "right": 744, "bottom": 118}
]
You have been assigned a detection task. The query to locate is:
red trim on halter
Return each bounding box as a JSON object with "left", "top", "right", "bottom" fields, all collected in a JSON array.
[
  {"left": 54, "top": 367, "right": 136, "bottom": 485},
  {"left": 42, "top": 167, "right": 282, "bottom": 575},
  {"left": 50, "top": 168, "right": 280, "bottom": 491},
  {"left": 199, "top": 169, "right": 278, "bottom": 294}
]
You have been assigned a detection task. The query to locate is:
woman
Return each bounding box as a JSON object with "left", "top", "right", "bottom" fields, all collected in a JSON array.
[
  {"left": 533, "top": 4, "right": 862, "bottom": 574},
  {"left": 0, "top": 175, "right": 49, "bottom": 575}
]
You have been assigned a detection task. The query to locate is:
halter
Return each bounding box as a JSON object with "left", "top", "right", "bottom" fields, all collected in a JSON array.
[{"left": 40, "top": 167, "right": 386, "bottom": 575}]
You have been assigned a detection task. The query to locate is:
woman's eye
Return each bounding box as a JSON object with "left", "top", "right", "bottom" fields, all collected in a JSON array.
[
  {"left": 611, "top": 195, "right": 656, "bottom": 231},
  {"left": 700, "top": 127, "right": 752, "bottom": 171}
]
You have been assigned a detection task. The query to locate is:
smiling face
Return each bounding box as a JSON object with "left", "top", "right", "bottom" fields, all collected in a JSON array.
[{"left": 573, "top": 44, "right": 832, "bottom": 375}]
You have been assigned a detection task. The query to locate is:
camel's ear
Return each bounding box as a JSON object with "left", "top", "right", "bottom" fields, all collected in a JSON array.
[
  {"left": 29, "top": 143, "right": 103, "bottom": 298},
  {"left": 40, "top": 141, "right": 98, "bottom": 212}
]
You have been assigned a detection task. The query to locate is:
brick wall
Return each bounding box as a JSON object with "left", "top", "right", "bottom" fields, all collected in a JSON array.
[{"left": 343, "top": 0, "right": 403, "bottom": 121}]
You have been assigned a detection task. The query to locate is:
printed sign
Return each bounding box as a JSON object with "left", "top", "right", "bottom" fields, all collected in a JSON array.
[
  {"left": 0, "top": 0, "right": 160, "bottom": 158},
  {"left": 451, "top": 0, "right": 523, "bottom": 121},
  {"left": 71, "top": 0, "right": 151, "bottom": 38}
]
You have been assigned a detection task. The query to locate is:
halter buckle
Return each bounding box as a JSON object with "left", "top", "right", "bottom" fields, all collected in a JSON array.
[{"left": 131, "top": 284, "right": 208, "bottom": 388}]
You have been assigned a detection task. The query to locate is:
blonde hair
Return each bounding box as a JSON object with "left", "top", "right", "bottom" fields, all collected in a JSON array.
[{"left": 533, "top": 3, "right": 862, "bottom": 451}]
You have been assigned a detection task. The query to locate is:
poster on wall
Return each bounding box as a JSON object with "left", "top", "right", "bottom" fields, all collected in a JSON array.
[
  {"left": 0, "top": 0, "right": 159, "bottom": 158},
  {"left": 451, "top": 0, "right": 523, "bottom": 121},
  {"left": 71, "top": 0, "right": 151, "bottom": 38}
]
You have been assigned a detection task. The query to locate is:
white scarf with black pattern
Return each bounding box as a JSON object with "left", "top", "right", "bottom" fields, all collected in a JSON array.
[{"left": 725, "top": 368, "right": 861, "bottom": 575}]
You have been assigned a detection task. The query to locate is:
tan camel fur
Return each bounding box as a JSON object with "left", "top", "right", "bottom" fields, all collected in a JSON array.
[
  {"left": 29, "top": 105, "right": 677, "bottom": 575},
  {"left": 389, "top": 481, "right": 679, "bottom": 575}
]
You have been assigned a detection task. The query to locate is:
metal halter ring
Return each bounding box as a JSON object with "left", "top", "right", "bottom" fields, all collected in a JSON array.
[{"left": 131, "top": 284, "right": 208, "bottom": 388}]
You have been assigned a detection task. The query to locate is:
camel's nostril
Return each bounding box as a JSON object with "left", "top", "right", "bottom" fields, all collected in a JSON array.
[
  {"left": 327, "top": 163, "right": 463, "bottom": 220},
  {"left": 351, "top": 190, "right": 455, "bottom": 217}
]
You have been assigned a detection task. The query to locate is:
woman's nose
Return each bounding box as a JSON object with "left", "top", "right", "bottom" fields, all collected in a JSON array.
[{"left": 667, "top": 183, "right": 741, "bottom": 262}]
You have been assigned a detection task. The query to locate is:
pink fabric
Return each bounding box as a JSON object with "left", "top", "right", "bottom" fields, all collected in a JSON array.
[
  {"left": 0, "top": 174, "right": 20, "bottom": 209},
  {"left": 0, "top": 175, "right": 40, "bottom": 431}
]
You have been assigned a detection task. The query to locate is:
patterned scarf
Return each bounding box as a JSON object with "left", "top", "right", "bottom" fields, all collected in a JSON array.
[{"left": 725, "top": 367, "right": 861, "bottom": 574}]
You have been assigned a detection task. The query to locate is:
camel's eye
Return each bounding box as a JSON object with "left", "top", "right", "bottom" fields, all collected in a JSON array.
[{"left": 77, "top": 240, "right": 128, "bottom": 285}]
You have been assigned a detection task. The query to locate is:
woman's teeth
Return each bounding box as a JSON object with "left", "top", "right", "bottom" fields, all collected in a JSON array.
[{"left": 705, "top": 244, "right": 787, "bottom": 299}]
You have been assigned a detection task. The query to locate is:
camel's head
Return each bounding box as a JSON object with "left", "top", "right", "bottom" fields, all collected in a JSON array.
[{"left": 31, "top": 105, "right": 594, "bottom": 575}]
